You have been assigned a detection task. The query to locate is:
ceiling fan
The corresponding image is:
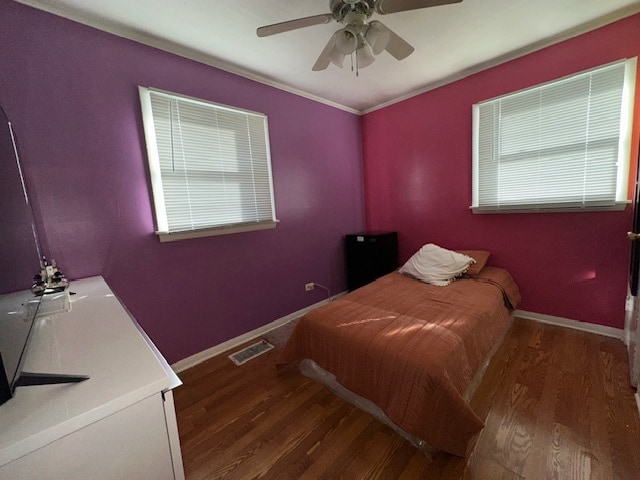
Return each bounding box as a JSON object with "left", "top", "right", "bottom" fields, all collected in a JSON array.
[{"left": 256, "top": 0, "right": 463, "bottom": 72}]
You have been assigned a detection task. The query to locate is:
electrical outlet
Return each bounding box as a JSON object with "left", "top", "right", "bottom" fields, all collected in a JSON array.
[{"left": 305, "top": 282, "right": 314, "bottom": 291}]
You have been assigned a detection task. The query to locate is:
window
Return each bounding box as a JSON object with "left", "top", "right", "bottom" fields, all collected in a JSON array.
[
  {"left": 139, "top": 87, "right": 277, "bottom": 241},
  {"left": 472, "top": 58, "right": 637, "bottom": 213}
]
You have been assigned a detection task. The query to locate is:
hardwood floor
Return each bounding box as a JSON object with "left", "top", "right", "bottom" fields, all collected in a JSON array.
[{"left": 173, "top": 318, "right": 640, "bottom": 479}]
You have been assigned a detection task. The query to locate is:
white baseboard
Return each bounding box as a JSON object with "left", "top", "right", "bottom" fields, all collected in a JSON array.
[
  {"left": 173, "top": 305, "right": 625, "bottom": 372},
  {"left": 171, "top": 292, "right": 346, "bottom": 373},
  {"left": 514, "top": 309, "right": 625, "bottom": 341}
]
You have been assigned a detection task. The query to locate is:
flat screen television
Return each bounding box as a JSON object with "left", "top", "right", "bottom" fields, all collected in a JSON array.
[
  {"left": 0, "top": 104, "right": 44, "bottom": 404},
  {"left": 0, "top": 106, "right": 89, "bottom": 406}
]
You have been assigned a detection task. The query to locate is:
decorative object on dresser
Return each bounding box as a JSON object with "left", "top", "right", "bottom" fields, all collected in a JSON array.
[{"left": 345, "top": 231, "right": 398, "bottom": 291}]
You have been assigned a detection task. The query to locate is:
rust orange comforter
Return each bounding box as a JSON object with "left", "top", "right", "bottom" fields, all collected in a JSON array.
[{"left": 277, "top": 267, "right": 521, "bottom": 457}]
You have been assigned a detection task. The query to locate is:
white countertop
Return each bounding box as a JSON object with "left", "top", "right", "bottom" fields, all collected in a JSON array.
[{"left": 0, "top": 276, "right": 179, "bottom": 466}]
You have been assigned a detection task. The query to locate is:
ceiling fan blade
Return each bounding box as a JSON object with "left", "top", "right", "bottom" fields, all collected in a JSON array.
[
  {"left": 312, "top": 35, "right": 338, "bottom": 71},
  {"left": 376, "top": 0, "right": 462, "bottom": 15},
  {"left": 257, "top": 14, "right": 334, "bottom": 37},
  {"left": 384, "top": 28, "right": 415, "bottom": 60}
]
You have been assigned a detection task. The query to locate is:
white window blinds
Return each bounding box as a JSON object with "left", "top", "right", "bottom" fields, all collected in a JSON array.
[
  {"left": 139, "top": 87, "right": 277, "bottom": 239},
  {"left": 472, "top": 58, "right": 636, "bottom": 213}
]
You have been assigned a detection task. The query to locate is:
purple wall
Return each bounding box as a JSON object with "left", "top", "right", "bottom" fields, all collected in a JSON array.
[
  {"left": 0, "top": 1, "right": 364, "bottom": 363},
  {"left": 362, "top": 15, "right": 640, "bottom": 329}
]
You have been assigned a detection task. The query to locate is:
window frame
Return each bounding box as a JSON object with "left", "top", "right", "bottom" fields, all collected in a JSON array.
[
  {"left": 138, "top": 87, "right": 278, "bottom": 241},
  {"left": 471, "top": 58, "right": 637, "bottom": 214}
]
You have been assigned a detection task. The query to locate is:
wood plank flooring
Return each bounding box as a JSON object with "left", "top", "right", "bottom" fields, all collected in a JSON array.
[{"left": 173, "top": 318, "right": 640, "bottom": 479}]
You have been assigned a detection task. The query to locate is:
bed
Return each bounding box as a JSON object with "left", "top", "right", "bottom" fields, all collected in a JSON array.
[{"left": 277, "top": 260, "right": 520, "bottom": 457}]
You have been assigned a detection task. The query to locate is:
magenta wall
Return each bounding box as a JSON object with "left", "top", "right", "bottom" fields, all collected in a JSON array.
[
  {"left": 0, "top": 1, "right": 364, "bottom": 363},
  {"left": 362, "top": 15, "right": 640, "bottom": 329}
]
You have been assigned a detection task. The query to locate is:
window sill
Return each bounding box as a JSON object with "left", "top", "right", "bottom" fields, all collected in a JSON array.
[
  {"left": 156, "top": 220, "right": 278, "bottom": 243},
  {"left": 470, "top": 201, "right": 630, "bottom": 214}
]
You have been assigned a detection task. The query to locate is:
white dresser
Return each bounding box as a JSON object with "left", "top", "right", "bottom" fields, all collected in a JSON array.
[{"left": 0, "top": 276, "right": 185, "bottom": 480}]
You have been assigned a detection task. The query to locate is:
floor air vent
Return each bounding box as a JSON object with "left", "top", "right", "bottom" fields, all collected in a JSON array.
[{"left": 228, "top": 340, "right": 275, "bottom": 366}]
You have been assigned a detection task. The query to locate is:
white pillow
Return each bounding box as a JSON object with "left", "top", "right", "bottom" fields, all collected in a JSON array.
[{"left": 399, "top": 243, "right": 475, "bottom": 286}]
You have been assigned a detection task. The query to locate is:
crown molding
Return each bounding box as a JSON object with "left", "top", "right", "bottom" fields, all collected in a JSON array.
[
  {"left": 14, "top": 1, "right": 640, "bottom": 116},
  {"left": 363, "top": 4, "right": 640, "bottom": 114},
  {"left": 13, "top": 0, "right": 361, "bottom": 115}
]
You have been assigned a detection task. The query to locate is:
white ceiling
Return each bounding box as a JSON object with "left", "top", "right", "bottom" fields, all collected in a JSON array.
[{"left": 15, "top": 0, "right": 640, "bottom": 113}]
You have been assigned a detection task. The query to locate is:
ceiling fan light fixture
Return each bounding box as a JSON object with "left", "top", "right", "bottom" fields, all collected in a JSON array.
[
  {"left": 258, "top": 0, "right": 465, "bottom": 73},
  {"left": 365, "top": 21, "right": 391, "bottom": 55},
  {"left": 356, "top": 42, "right": 375, "bottom": 69},
  {"left": 335, "top": 28, "right": 358, "bottom": 55}
]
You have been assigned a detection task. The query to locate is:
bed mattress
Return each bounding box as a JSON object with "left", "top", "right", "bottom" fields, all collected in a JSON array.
[{"left": 277, "top": 267, "right": 521, "bottom": 456}]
